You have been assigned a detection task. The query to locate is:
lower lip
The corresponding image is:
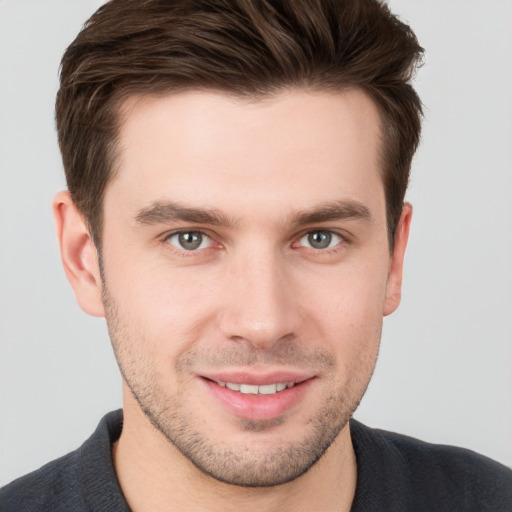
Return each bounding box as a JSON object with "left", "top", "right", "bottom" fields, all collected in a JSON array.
[{"left": 201, "top": 378, "right": 313, "bottom": 421}]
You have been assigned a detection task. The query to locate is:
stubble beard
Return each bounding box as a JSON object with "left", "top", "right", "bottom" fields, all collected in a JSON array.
[{"left": 101, "top": 280, "right": 379, "bottom": 487}]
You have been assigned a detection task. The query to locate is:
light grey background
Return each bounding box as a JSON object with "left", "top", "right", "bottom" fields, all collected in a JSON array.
[{"left": 1, "top": 0, "right": 511, "bottom": 486}]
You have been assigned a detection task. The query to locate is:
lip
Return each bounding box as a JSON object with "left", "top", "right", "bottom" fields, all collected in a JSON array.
[
  {"left": 202, "top": 371, "right": 313, "bottom": 386},
  {"left": 199, "top": 371, "right": 315, "bottom": 421}
]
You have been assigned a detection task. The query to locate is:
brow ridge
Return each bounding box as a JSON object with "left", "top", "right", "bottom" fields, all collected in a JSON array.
[
  {"left": 135, "top": 199, "right": 371, "bottom": 229},
  {"left": 289, "top": 201, "right": 372, "bottom": 226},
  {"left": 135, "top": 201, "right": 237, "bottom": 228}
]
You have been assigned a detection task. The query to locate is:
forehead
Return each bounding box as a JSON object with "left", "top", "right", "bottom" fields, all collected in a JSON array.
[{"left": 109, "top": 89, "right": 384, "bottom": 222}]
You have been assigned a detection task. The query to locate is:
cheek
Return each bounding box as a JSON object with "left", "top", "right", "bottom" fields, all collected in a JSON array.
[
  {"left": 298, "top": 261, "right": 387, "bottom": 365},
  {"left": 300, "top": 258, "right": 389, "bottom": 326},
  {"left": 105, "top": 258, "right": 221, "bottom": 349}
]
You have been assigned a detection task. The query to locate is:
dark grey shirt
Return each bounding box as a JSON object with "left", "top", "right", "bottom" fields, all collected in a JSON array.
[{"left": 1, "top": 410, "right": 511, "bottom": 511}]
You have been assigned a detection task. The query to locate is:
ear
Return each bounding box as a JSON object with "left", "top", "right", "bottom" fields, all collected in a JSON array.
[
  {"left": 52, "top": 191, "right": 105, "bottom": 317},
  {"left": 383, "top": 202, "right": 412, "bottom": 316}
]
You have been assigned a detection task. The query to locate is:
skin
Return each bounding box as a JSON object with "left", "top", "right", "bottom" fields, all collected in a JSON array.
[{"left": 53, "top": 89, "right": 412, "bottom": 512}]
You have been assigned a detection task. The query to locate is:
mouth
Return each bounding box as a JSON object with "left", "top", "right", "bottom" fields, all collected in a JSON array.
[
  {"left": 215, "top": 381, "right": 296, "bottom": 395},
  {"left": 200, "top": 373, "right": 314, "bottom": 421}
]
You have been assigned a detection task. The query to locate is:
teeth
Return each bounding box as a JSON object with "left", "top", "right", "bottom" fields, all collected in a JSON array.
[
  {"left": 218, "top": 381, "right": 295, "bottom": 395},
  {"left": 259, "top": 384, "right": 278, "bottom": 395},
  {"left": 240, "top": 384, "right": 259, "bottom": 394}
]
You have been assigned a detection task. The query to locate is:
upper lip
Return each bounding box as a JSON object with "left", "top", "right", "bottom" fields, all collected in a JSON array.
[{"left": 200, "top": 371, "right": 314, "bottom": 386}]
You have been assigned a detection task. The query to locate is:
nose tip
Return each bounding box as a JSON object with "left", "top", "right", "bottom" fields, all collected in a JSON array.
[{"left": 228, "top": 321, "right": 296, "bottom": 350}]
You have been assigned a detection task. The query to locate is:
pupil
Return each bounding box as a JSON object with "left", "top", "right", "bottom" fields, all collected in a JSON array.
[
  {"left": 179, "top": 232, "right": 202, "bottom": 250},
  {"left": 308, "top": 231, "right": 331, "bottom": 249}
]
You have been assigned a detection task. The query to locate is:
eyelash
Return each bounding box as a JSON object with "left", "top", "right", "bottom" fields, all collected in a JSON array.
[
  {"left": 294, "top": 230, "right": 344, "bottom": 252},
  {"left": 163, "top": 229, "right": 347, "bottom": 255},
  {"left": 164, "top": 230, "right": 216, "bottom": 256}
]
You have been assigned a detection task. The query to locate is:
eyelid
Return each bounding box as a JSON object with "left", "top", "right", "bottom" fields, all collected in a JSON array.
[
  {"left": 160, "top": 227, "right": 349, "bottom": 254},
  {"left": 292, "top": 228, "right": 347, "bottom": 250},
  {"left": 162, "top": 227, "right": 214, "bottom": 240},
  {"left": 163, "top": 228, "right": 216, "bottom": 253}
]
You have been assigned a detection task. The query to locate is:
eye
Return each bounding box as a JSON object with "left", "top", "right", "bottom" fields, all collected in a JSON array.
[
  {"left": 166, "top": 231, "right": 212, "bottom": 251},
  {"left": 297, "top": 230, "right": 343, "bottom": 250}
]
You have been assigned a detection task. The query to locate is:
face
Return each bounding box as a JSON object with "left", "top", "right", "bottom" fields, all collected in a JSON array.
[{"left": 90, "top": 90, "right": 406, "bottom": 486}]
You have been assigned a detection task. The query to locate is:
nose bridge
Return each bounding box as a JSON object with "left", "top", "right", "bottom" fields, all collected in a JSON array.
[{"left": 219, "top": 244, "right": 297, "bottom": 348}]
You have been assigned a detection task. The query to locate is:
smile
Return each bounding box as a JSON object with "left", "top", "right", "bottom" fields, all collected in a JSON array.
[
  {"left": 216, "top": 381, "right": 295, "bottom": 395},
  {"left": 202, "top": 375, "right": 314, "bottom": 420}
]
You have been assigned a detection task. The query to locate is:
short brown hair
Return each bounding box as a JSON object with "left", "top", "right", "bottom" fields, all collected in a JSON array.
[{"left": 56, "top": 0, "right": 423, "bottom": 247}]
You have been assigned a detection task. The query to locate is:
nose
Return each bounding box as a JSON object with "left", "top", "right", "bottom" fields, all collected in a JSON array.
[{"left": 218, "top": 249, "right": 299, "bottom": 350}]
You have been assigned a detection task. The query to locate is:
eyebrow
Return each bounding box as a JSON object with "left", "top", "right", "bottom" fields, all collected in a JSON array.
[
  {"left": 135, "top": 199, "right": 372, "bottom": 228},
  {"left": 288, "top": 201, "right": 372, "bottom": 227},
  {"left": 135, "top": 201, "right": 238, "bottom": 228}
]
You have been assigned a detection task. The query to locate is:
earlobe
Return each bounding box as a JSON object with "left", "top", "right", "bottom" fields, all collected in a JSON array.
[
  {"left": 383, "top": 203, "right": 412, "bottom": 317},
  {"left": 52, "top": 191, "right": 105, "bottom": 317}
]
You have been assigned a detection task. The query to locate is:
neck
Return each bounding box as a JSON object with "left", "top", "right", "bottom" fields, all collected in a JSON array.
[{"left": 113, "top": 394, "right": 357, "bottom": 512}]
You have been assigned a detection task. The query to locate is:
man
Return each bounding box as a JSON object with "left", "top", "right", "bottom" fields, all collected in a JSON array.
[{"left": 1, "top": 0, "right": 511, "bottom": 510}]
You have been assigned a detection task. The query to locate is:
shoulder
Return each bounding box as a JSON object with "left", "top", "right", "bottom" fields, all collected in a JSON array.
[
  {"left": 0, "top": 450, "right": 84, "bottom": 512},
  {"left": 0, "top": 410, "right": 127, "bottom": 512},
  {"left": 382, "top": 426, "right": 512, "bottom": 495},
  {"left": 350, "top": 419, "right": 512, "bottom": 512}
]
